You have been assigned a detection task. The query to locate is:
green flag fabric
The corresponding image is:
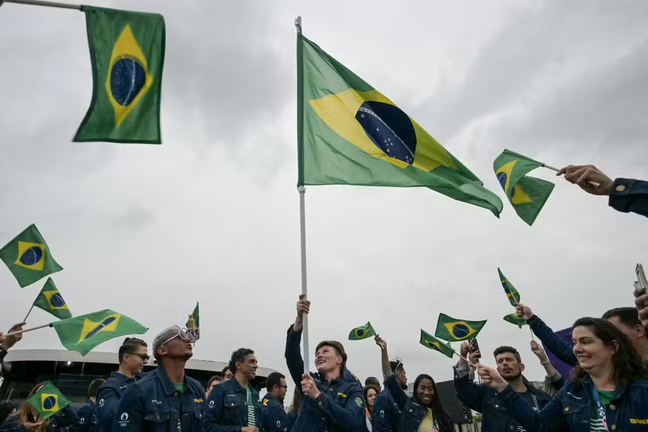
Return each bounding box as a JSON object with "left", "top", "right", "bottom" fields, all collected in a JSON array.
[
  {"left": 186, "top": 302, "right": 200, "bottom": 341},
  {"left": 33, "top": 278, "right": 72, "bottom": 320},
  {"left": 51, "top": 309, "right": 148, "bottom": 356},
  {"left": 348, "top": 322, "right": 376, "bottom": 340},
  {"left": 419, "top": 329, "right": 455, "bottom": 358},
  {"left": 74, "top": 6, "right": 165, "bottom": 144},
  {"left": 434, "top": 313, "right": 487, "bottom": 342},
  {"left": 27, "top": 381, "right": 71, "bottom": 420},
  {"left": 493, "top": 149, "right": 555, "bottom": 225},
  {"left": 297, "top": 34, "right": 503, "bottom": 217},
  {"left": 0, "top": 224, "right": 63, "bottom": 288},
  {"left": 498, "top": 268, "right": 520, "bottom": 306},
  {"left": 503, "top": 313, "right": 528, "bottom": 329}
]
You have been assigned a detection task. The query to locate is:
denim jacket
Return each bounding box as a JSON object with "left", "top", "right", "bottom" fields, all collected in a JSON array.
[
  {"left": 609, "top": 178, "right": 648, "bottom": 218},
  {"left": 97, "top": 371, "right": 141, "bottom": 432},
  {"left": 262, "top": 394, "right": 286, "bottom": 432},
  {"left": 372, "top": 388, "right": 400, "bottom": 432},
  {"left": 202, "top": 378, "right": 263, "bottom": 432},
  {"left": 114, "top": 366, "right": 205, "bottom": 432},
  {"left": 75, "top": 400, "right": 99, "bottom": 432},
  {"left": 498, "top": 376, "right": 648, "bottom": 431},
  {"left": 284, "top": 326, "right": 364, "bottom": 432}
]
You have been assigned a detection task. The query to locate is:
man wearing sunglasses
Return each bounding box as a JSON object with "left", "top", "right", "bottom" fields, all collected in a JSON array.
[
  {"left": 97, "top": 337, "right": 148, "bottom": 432},
  {"left": 262, "top": 372, "right": 288, "bottom": 432},
  {"left": 115, "top": 326, "right": 205, "bottom": 432}
]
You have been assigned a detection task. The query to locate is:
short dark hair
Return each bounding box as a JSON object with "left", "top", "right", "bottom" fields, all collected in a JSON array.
[
  {"left": 88, "top": 379, "right": 105, "bottom": 398},
  {"left": 389, "top": 359, "right": 405, "bottom": 373},
  {"left": 493, "top": 346, "right": 521, "bottom": 364},
  {"left": 602, "top": 307, "right": 645, "bottom": 337},
  {"left": 118, "top": 337, "right": 148, "bottom": 363},
  {"left": 266, "top": 372, "right": 286, "bottom": 392},
  {"left": 221, "top": 365, "right": 231, "bottom": 376},
  {"left": 229, "top": 348, "right": 254, "bottom": 374},
  {"left": 315, "top": 340, "right": 347, "bottom": 372},
  {"left": 207, "top": 375, "right": 222, "bottom": 388},
  {"left": 365, "top": 377, "right": 380, "bottom": 388}
]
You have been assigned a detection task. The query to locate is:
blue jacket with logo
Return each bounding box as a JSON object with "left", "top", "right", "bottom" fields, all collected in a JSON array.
[
  {"left": 114, "top": 366, "right": 205, "bottom": 432},
  {"left": 609, "top": 178, "right": 648, "bottom": 218},
  {"left": 498, "top": 376, "right": 648, "bottom": 431},
  {"left": 202, "top": 378, "right": 263, "bottom": 432},
  {"left": 454, "top": 365, "right": 552, "bottom": 432},
  {"left": 372, "top": 389, "right": 399, "bottom": 432},
  {"left": 284, "top": 326, "right": 364, "bottom": 432},
  {"left": 75, "top": 400, "right": 99, "bottom": 432},
  {"left": 97, "top": 371, "right": 141, "bottom": 432},
  {"left": 262, "top": 394, "right": 286, "bottom": 432}
]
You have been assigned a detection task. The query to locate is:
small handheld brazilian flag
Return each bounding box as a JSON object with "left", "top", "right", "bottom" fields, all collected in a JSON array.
[
  {"left": 419, "top": 329, "right": 455, "bottom": 358},
  {"left": 503, "top": 313, "right": 528, "bottom": 329},
  {"left": 348, "top": 322, "right": 376, "bottom": 341},
  {"left": 498, "top": 268, "right": 520, "bottom": 306},
  {"left": 493, "top": 149, "right": 555, "bottom": 225},
  {"left": 0, "top": 224, "right": 63, "bottom": 288},
  {"left": 434, "top": 313, "right": 487, "bottom": 342},
  {"left": 51, "top": 309, "right": 148, "bottom": 356},
  {"left": 33, "top": 278, "right": 72, "bottom": 320},
  {"left": 74, "top": 6, "right": 165, "bottom": 144},
  {"left": 298, "top": 33, "right": 503, "bottom": 216},
  {"left": 186, "top": 302, "right": 200, "bottom": 341},
  {"left": 27, "top": 381, "right": 71, "bottom": 420}
]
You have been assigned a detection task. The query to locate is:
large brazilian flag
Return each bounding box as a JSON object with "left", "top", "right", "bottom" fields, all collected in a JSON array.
[
  {"left": 297, "top": 34, "right": 503, "bottom": 216},
  {"left": 74, "top": 6, "right": 165, "bottom": 144}
]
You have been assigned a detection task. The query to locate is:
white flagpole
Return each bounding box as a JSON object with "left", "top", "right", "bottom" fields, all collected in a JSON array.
[{"left": 1, "top": 0, "right": 81, "bottom": 10}]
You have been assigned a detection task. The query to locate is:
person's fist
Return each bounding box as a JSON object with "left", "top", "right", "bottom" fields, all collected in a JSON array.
[
  {"left": 460, "top": 341, "right": 473, "bottom": 357},
  {"left": 301, "top": 374, "right": 320, "bottom": 400},
  {"left": 0, "top": 322, "right": 25, "bottom": 351},
  {"left": 374, "top": 335, "right": 386, "bottom": 350},
  {"left": 530, "top": 341, "right": 548, "bottom": 361},
  {"left": 468, "top": 350, "right": 482, "bottom": 365},
  {"left": 477, "top": 365, "right": 508, "bottom": 392},
  {"left": 296, "top": 294, "right": 311, "bottom": 316},
  {"left": 634, "top": 287, "right": 648, "bottom": 328},
  {"left": 558, "top": 165, "right": 613, "bottom": 196},
  {"left": 516, "top": 304, "right": 534, "bottom": 321}
]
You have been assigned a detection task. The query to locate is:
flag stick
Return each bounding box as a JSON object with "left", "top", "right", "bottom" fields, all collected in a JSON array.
[
  {"left": 453, "top": 351, "right": 478, "bottom": 369},
  {"left": 2, "top": 0, "right": 81, "bottom": 10},
  {"left": 23, "top": 303, "right": 35, "bottom": 323},
  {"left": 5, "top": 323, "right": 52, "bottom": 337},
  {"left": 529, "top": 327, "right": 536, "bottom": 341}
]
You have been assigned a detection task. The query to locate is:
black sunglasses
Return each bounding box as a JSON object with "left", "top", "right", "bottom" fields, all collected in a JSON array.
[{"left": 128, "top": 352, "right": 150, "bottom": 361}]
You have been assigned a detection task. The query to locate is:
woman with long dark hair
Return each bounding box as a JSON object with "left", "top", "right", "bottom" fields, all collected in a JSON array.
[
  {"left": 479, "top": 317, "right": 648, "bottom": 431},
  {"left": 363, "top": 385, "right": 379, "bottom": 432}
]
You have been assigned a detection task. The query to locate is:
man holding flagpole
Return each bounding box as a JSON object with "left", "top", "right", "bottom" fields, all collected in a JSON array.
[{"left": 285, "top": 295, "right": 364, "bottom": 432}]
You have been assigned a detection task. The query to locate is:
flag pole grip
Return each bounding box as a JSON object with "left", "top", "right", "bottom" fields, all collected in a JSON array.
[
  {"left": 5, "top": 323, "right": 52, "bottom": 337},
  {"left": 544, "top": 163, "right": 599, "bottom": 187},
  {"left": 3, "top": 0, "right": 81, "bottom": 10}
]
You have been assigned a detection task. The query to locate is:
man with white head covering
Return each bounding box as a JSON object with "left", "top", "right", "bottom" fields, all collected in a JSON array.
[{"left": 114, "top": 325, "right": 205, "bottom": 432}]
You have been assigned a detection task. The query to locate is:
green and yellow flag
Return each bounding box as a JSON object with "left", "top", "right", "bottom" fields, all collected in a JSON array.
[
  {"left": 434, "top": 313, "right": 487, "bottom": 342},
  {"left": 498, "top": 268, "right": 520, "bottom": 306},
  {"left": 33, "top": 278, "right": 72, "bottom": 320},
  {"left": 348, "top": 322, "right": 376, "bottom": 340},
  {"left": 0, "top": 224, "right": 63, "bottom": 288},
  {"left": 186, "top": 302, "right": 200, "bottom": 341},
  {"left": 419, "top": 329, "right": 455, "bottom": 358},
  {"left": 51, "top": 309, "right": 148, "bottom": 356},
  {"left": 27, "top": 381, "right": 71, "bottom": 420},
  {"left": 297, "top": 34, "right": 503, "bottom": 216},
  {"left": 74, "top": 6, "right": 165, "bottom": 144},
  {"left": 503, "top": 313, "right": 528, "bottom": 329},
  {"left": 493, "top": 149, "right": 555, "bottom": 225}
]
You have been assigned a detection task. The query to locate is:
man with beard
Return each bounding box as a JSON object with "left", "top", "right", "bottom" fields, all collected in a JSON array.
[
  {"left": 372, "top": 336, "right": 406, "bottom": 432},
  {"left": 115, "top": 326, "right": 204, "bottom": 432},
  {"left": 203, "top": 348, "right": 263, "bottom": 432},
  {"left": 454, "top": 343, "right": 551, "bottom": 432}
]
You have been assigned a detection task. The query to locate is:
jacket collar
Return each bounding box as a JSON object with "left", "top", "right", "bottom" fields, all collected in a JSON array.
[
  {"left": 230, "top": 376, "right": 251, "bottom": 393},
  {"left": 579, "top": 375, "right": 627, "bottom": 400},
  {"left": 264, "top": 393, "right": 284, "bottom": 406},
  {"left": 111, "top": 371, "right": 140, "bottom": 383},
  {"left": 155, "top": 366, "right": 185, "bottom": 396}
]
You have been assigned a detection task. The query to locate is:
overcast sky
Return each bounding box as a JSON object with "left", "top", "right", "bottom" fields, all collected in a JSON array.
[{"left": 1, "top": 0, "right": 648, "bottom": 392}]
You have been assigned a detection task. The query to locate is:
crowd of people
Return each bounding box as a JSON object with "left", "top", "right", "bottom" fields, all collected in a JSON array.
[{"left": 0, "top": 163, "right": 646, "bottom": 432}]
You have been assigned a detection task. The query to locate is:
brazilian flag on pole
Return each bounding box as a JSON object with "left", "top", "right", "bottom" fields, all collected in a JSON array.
[
  {"left": 503, "top": 313, "right": 528, "bottom": 329},
  {"left": 74, "top": 6, "right": 165, "bottom": 144},
  {"left": 297, "top": 33, "right": 503, "bottom": 217},
  {"left": 493, "top": 149, "right": 555, "bottom": 225},
  {"left": 0, "top": 224, "right": 63, "bottom": 288},
  {"left": 33, "top": 278, "right": 72, "bottom": 320},
  {"left": 434, "top": 313, "right": 487, "bottom": 342},
  {"left": 51, "top": 309, "right": 148, "bottom": 356},
  {"left": 186, "top": 302, "right": 200, "bottom": 341},
  {"left": 28, "top": 381, "right": 71, "bottom": 420},
  {"left": 348, "top": 322, "right": 376, "bottom": 341},
  {"left": 498, "top": 268, "right": 520, "bottom": 306},
  {"left": 419, "top": 330, "right": 455, "bottom": 358}
]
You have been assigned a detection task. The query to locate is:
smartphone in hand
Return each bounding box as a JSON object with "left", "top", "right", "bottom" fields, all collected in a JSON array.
[{"left": 636, "top": 264, "right": 648, "bottom": 294}]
